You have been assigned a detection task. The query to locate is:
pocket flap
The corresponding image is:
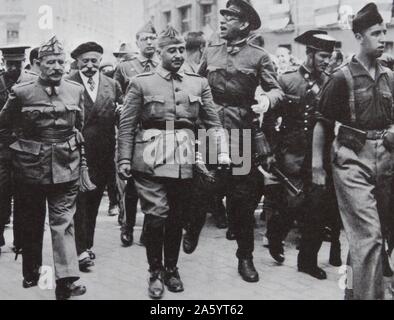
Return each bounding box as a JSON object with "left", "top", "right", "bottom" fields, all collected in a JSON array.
[
  {"left": 144, "top": 95, "right": 165, "bottom": 104},
  {"left": 9, "top": 139, "right": 41, "bottom": 156},
  {"left": 189, "top": 95, "right": 202, "bottom": 104},
  {"left": 65, "top": 105, "right": 81, "bottom": 112},
  {"left": 21, "top": 106, "right": 49, "bottom": 113},
  {"left": 238, "top": 68, "right": 257, "bottom": 76}
]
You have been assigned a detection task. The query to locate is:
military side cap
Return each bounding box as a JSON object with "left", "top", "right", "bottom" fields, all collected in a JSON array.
[
  {"left": 38, "top": 36, "right": 64, "bottom": 58},
  {"left": 137, "top": 21, "right": 157, "bottom": 35},
  {"left": 352, "top": 2, "right": 383, "bottom": 34},
  {"left": 71, "top": 42, "right": 104, "bottom": 59},
  {"left": 295, "top": 30, "right": 336, "bottom": 52},
  {"left": 220, "top": 0, "right": 261, "bottom": 31},
  {"left": 157, "top": 25, "right": 184, "bottom": 48},
  {"left": 0, "top": 45, "right": 30, "bottom": 61}
]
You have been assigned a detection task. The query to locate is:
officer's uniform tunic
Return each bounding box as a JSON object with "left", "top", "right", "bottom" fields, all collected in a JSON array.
[
  {"left": 0, "top": 77, "right": 85, "bottom": 281},
  {"left": 198, "top": 37, "right": 284, "bottom": 259},
  {"left": 118, "top": 65, "right": 225, "bottom": 269}
]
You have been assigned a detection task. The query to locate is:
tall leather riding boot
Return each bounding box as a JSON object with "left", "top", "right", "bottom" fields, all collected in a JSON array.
[{"left": 145, "top": 215, "right": 165, "bottom": 271}]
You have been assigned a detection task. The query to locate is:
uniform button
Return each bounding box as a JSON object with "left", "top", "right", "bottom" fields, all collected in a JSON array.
[
  {"left": 175, "top": 88, "right": 180, "bottom": 92},
  {"left": 304, "top": 113, "right": 308, "bottom": 116},
  {"left": 176, "top": 102, "right": 180, "bottom": 106},
  {"left": 304, "top": 128, "right": 308, "bottom": 131},
  {"left": 304, "top": 120, "right": 308, "bottom": 124}
]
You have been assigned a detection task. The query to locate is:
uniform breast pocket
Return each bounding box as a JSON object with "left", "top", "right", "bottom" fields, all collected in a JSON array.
[
  {"left": 21, "top": 106, "right": 48, "bottom": 124},
  {"left": 354, "top": 87, "right": 373, "bottom": 117},
  {"left": 176, "top": 94, "right": 201, "bottom": 120},
  {"left": 381, "top": 91, "right": 393, "bottom": 115},
  {"left": 65, "top": 104, "right": 81, "bottom": 125},
  {"left": 143, "top": 95, "right": 166, "bottom": 119}
]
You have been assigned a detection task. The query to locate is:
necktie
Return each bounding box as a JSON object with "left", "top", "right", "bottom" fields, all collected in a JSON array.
[
  {"left": 87, "top": 77, "right": 95, "bottom": 91},
  {"left": 143, "top": 60, "right": 152, "bottom": 72},
  {"left": 170, "top": 72, "right": 182, "bottom": 81}
]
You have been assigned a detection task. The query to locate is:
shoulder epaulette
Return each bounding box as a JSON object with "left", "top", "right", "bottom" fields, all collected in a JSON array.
[
  {"left": 136, "top": 72, "right": 154, "bottom": 78},
  {"left": 282, "top": 67, "right": 299, "bottom": 75},
  {"left": 13, "top": 80, "right": 36, "bottom": 89},
  {"left": 184, "top": 71, "right": 202, "bottom": 78},
  {"left": 248, "top": 42, "right": 266, "bottom": 52}
]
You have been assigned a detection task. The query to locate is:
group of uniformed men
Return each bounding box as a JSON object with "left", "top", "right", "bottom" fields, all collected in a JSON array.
[{"left": 0, "top": 0, "right": 393, "bottom": 300}]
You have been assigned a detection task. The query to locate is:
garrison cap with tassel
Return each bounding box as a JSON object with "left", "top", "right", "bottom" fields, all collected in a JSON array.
[
  {"left": 137, "top": 21, "right": 157, "bottom": 36},
  {"left": 38, "top": 36, "right": 64, "bottom": 58},
  {"left": 157, "top": 25, "right": 185, "bottom": 48}
]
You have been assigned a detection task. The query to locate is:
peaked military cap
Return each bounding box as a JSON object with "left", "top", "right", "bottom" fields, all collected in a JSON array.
[
  {"left": 137, "top": 21, "right": 157, "bottom": 36},
  {"left": 352, "top": 2, "right": 384, "bottom": 34},
  {"left": 220, "top": 0, "right": 261, "bottom": 31},
  {"left": 157, "top": 25, "right": 185, "bottom": 48},
  {"left": 295, "top": 30, "right": 336, "bottom": 53},
  {"left": 0, "top": 45, "right": 30, "bottom": 61},
  {"left": 38, "top": 36, "right": 64, "bottom": 58},
  {"left": 71, "top": 42, "right": 104, "bottom": 60}
]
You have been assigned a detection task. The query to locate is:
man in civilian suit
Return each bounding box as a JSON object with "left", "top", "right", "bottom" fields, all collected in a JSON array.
[{"left": 68, "top": 42, "right": 123, "bottom": 271}]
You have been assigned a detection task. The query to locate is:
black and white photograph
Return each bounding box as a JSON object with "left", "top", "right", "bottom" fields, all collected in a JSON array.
[{"left": 0, "top": 0, "right": 394, "bottom": 303}]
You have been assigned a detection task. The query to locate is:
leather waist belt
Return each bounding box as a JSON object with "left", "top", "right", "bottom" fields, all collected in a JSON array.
[
  {"left": 27, "top": 129, "right": 76, "bottom": 143},
  {"left": 366, "top": 129, "right": 387, "bottom": 140},
  {"left": 142, "top": 122, "right": 195, "bottom": 131}
]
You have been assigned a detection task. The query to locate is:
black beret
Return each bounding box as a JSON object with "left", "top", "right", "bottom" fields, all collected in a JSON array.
[
  {"left": 71, "top": 42, "right": 103, "bottom": 60},
  {"left": 352, "top": 2, "right": 383, "bottom": 34}
]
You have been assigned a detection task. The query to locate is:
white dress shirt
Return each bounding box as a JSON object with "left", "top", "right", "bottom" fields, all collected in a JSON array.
[{"left": 79, "top": 71, "right": 99, "bottom": 103}]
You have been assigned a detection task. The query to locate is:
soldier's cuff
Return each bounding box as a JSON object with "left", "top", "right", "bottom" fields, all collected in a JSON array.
[{"left": 118, "top": 159, "right": 131, "bottom": 166}]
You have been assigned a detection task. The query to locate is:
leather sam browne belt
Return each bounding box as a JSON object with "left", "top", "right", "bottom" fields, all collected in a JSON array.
[{"left": 27, "top": 128, "right": 76, "bottom": 144}]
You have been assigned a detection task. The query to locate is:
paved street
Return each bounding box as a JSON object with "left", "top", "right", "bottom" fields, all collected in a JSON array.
[{"left": 0, "top": 195, "right": 392, "bottom": 300}]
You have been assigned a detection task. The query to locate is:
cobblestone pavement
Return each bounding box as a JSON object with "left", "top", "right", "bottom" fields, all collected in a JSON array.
[{"left": 0, "top": 195, "right": 393, "bottom": 300}]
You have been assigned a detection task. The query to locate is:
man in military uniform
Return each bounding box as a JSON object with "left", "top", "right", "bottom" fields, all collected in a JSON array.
[
  {"left": 118, "top": 26, "right": 230, "bottom": 299},
  {"left": 18, "top": 47, "right": 40, "bottom": 83},
  {"left": 262, "top": 30, "right": 340, "bottom": 280},
  {"left": 114, "top": 22, "right": 159, "bottom": 93},
  {"left": 189, "top": 0, "right": 283, "bottom": 283},
  {"left": 115, "top": 22, "right": 159, "bottom": 248},
  {"left": 0, "top": 36, "right": 86, "bottom": 300},
  {"left": 314, "top": 3, "right": 394, "bottom": 299},
  {"left": 0, "top": 45, "right": 29, "bottom": 256}
]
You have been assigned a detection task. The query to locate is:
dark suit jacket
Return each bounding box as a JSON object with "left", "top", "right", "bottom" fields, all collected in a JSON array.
[{"left": 67, "top": 71, "right": 123, "bottom": 185}]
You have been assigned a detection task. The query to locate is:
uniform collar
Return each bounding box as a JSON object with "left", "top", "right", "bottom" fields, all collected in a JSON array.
[
  {"left": 156, "top": 65, "right": 183, "bottom": 81},
  {"left": 350, "top": 55, "right": 387, "bottom": 79},
  {"left": 226, "top": 38, "right": 248, "bottom": 55},
  {"left": 38, "top": 77, "right": 61, "bottom": 96},
  {"left": 137, "top": 53, "right": 159, "bottom": 66}
]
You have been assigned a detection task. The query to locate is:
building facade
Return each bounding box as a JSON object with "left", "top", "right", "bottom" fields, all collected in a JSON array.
[
  {"left": 0, "top": 0, "right": 142, "bottom": 61},
  {"left": 143, "top": 0, "right": 394, "bottom": 58}
]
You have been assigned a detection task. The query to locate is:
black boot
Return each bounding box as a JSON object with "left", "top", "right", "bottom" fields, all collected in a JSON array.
[
  {"left": 238, "top": 259, "right": 259, "bottom": 283},
  {"left": 269, "top": 241, "right": 285, "bottom": 264},
  {"left": 183, "top": 230, "right": 199, "bottom": 255},
  {"left": 164, "top": 267, "right": 184, "bottom": 293},
  {"left": 55, "top": 279, "right": 86, "bottom": 300},
  {"left": 329, "top": 240, "right": 342, "bottom": 267},
  {"left": 148, "top": 269, "right": 165, "bottom": 300},
  {"left": 120, "top": 229, "right": 133, "bottom": 247}
]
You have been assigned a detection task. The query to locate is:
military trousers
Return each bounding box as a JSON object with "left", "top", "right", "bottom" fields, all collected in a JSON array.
[
  {"left": 332, "top": 138, "right": 393, "bottom": 300},
  {"left": 0, "top": 146, "right": 12, "bottom": 247},
  {"left": 18, "top": 180, "right": 80, "bottom": 282},
  {"left": 215, "top": 168, "right": 261, "bottom": 260},
  {"left": 133, "top": 172, "right": 191, "bottom": 270}
]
